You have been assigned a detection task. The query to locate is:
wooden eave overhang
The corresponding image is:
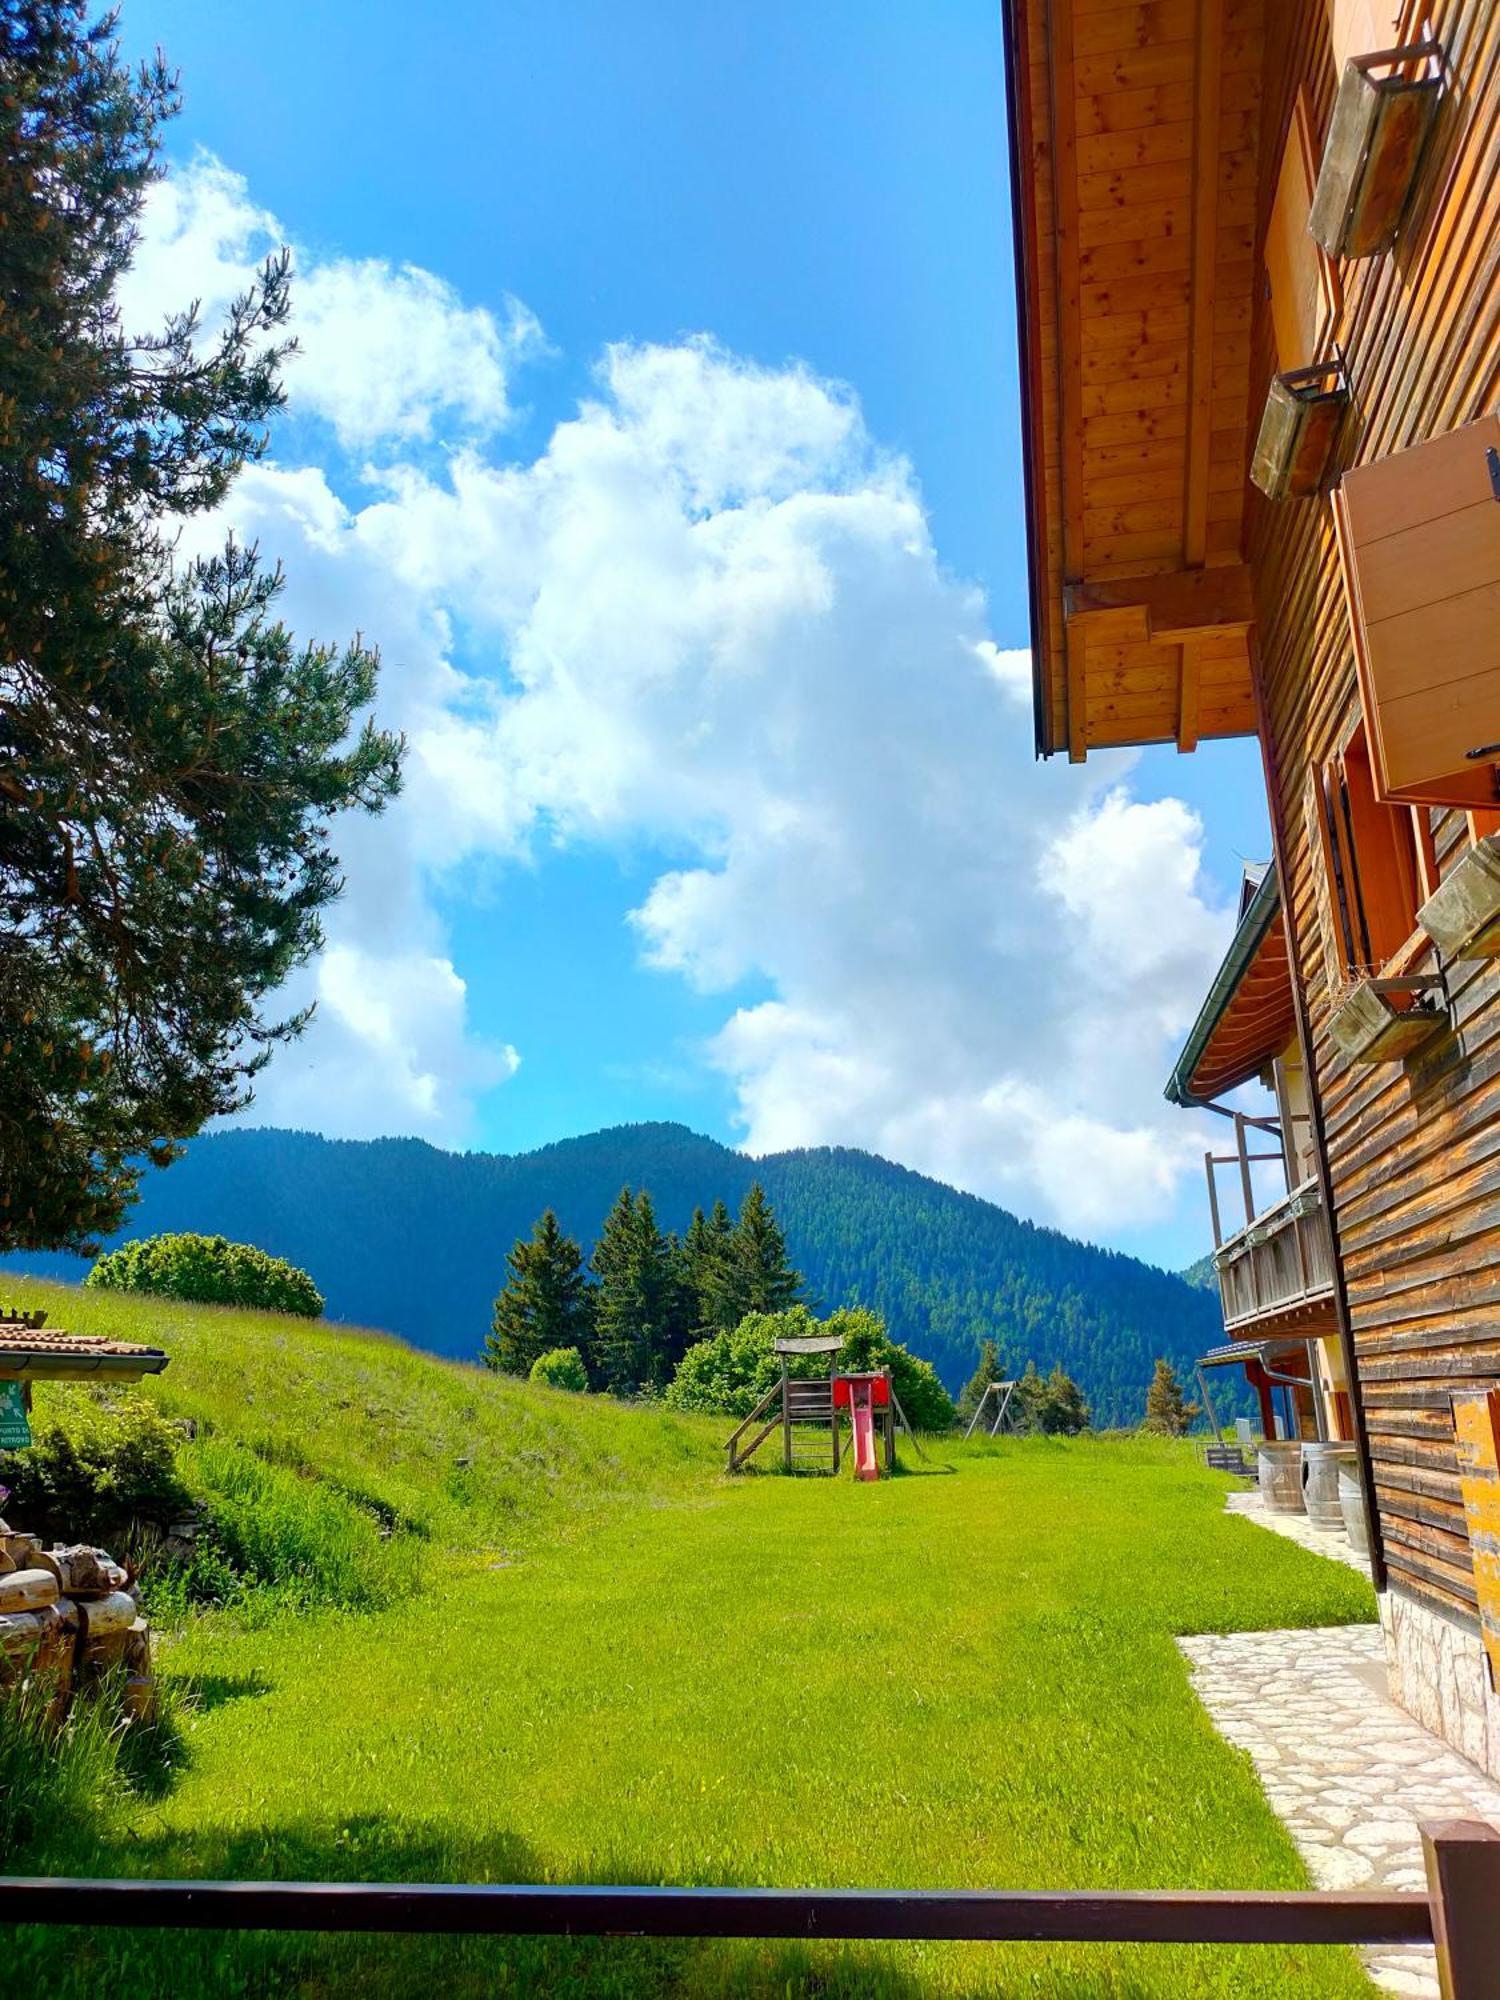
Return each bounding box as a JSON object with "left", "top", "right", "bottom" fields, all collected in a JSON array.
[
  {"left": 0, "top": 1330, "right": 169, "bottom": 1383},
  {"left": 1199, "top": 1334, "right": 1317, "bottom": 1370},
  {"left": 1001, "top": 0, "right": 1264, "bottom": 762},
  {"left": 1166, "top": 864, "right": 1296, "bottom": 1106}
]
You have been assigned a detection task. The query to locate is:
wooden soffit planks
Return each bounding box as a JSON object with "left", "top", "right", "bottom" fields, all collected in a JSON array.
[{"left": 1007, "top": 0, "right": 1264, "bottom": 759}]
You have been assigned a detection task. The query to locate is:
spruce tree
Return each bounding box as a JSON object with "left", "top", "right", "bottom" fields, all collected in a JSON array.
[
  {"left": 0, "top": 4, "right": 403, "bottom": 1253},
  {"left": 698, "top": 1198, "right": 745, "bottom": 1333},
  {"left": 1040, "top": 1364, "right": 1091, "bottom": 1436},
  {"left": 485, "top": 1210, "right": 593, "bottom": 1378},
  {"left": 631, "top": 1191, "right": 681, "bottom": 1390},
  {"left": 1143, "top": 1357, "right": 1198, "bottom": 1436},
  {"left": 589, "top": 1187, "right": 638, "bottom": 1391},
  {"left": 958, "top": 1337, "right": 1003, "bottom": 1426},
  {"left": 1014, "top": 1359, "right": 1048, "bottom": 1433},
  {"left": 733, "top": 1182, "right": 802, "bottom": 1316},
  {"left": 678, "top": 1207, "right": 714, "bottom": 1329}
]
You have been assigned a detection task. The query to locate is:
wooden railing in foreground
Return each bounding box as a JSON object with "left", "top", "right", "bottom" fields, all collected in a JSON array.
[{"left": 2, "top": 1821, "right": 1497, "bottom": 1995}]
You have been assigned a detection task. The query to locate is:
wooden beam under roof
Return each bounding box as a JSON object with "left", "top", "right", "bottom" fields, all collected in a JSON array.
[
  {"left": 1183, "top": 0, "right": 1224, "bottom": 567},
  {"left": 1064, "top": 562, "right": 1255, "bottom": 639},
  {"left": 1178, "top": 637, "right": 1202, "bottom": 753}
]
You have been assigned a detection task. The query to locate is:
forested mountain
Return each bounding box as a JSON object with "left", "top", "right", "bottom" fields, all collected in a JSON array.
[{"left": 6, "top": 1123, "right": 1222, "bottom": 1425}]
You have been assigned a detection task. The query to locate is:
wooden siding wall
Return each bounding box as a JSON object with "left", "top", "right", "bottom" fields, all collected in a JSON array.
[{"left": 1251, "top": 0, "right": 1500, "bottom": 1622}]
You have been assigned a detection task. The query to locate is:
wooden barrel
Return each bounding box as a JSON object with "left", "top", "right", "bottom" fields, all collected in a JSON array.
[
  {"left": 1301, "top": 1442, "right": 1354, "bottom": 1530},
  {"left": 1257, "top": 1441, "right": 1305, "bottom": 1513},
  {"left": 1338, "top": 1461, "right": 1372, "bottom": 1556}
]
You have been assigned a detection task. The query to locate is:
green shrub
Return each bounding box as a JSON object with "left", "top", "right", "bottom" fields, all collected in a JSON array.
[
  {"left": 179, "top": 1437, "right": 416, "bottom": 1611},
  {"left": 665, "top": 1304, "right": 955, "bottom": 1431},
  {"left": 0, "top": 1388, "right": 190, "bottom": 1546},
  {"left": 529, "top": 1347, "right": 589, "bottom": 1392},
  {"left": 87, "top": 1233, "right": 324, "bottom": 1318}
]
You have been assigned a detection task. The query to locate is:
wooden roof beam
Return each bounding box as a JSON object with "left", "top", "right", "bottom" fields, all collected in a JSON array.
[
  {"left": 1064, "top": 562, "right": 1255, "bottom": 641},
  {"left": 1178, "top": 637, "right": 1202, "bottom": 754},
  {"left": 1182, "top": 0, "right": 1224, "bottom": 568}
]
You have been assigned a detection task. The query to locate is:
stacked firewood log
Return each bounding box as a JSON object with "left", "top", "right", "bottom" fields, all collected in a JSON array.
[{"left": 0, "top": 1522, "right": 155, "bottom": 1723}]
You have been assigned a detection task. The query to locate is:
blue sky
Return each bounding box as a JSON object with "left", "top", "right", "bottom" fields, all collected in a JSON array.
[{"left": 118, "top": 0, "right": 1271, "bottom": 1268}]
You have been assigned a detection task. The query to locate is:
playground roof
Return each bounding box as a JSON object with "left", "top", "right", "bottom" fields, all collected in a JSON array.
[{"left": 774, "top": 1336, "right": 843, "bottom": 1355}]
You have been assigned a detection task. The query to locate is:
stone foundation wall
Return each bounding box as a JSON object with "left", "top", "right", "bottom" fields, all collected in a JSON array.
[{"left": 1381, "top": 1585, "right": 1500, "bottom": 1781}]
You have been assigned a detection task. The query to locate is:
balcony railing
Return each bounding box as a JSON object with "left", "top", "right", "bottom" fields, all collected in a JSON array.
[
  {"left": 1214, "top": 1179, "right": 1335, "bottom": 1333},
  {"left": 1204, "top": 1109, "right": 1336, "bottom": 1336}
]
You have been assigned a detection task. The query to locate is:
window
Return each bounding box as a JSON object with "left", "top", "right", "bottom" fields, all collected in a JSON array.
[
  {"left": 1303, "top": 721, "right": 1427, "bottom": 994},
  {"left": 1265, "top": 91, "right": 1340, "bottom": 369}
]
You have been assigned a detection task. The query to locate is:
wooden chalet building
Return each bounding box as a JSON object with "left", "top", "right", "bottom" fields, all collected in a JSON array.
[{"left": 1000, "top": 0, "right": 1500, "bottom": 1776}]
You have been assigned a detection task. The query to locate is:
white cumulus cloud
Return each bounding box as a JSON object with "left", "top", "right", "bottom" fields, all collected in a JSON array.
[
  {"left": 127, "top": 153, "right": 1238, "bottom": 1234},
  {"left": 121, "top": 153, "right": 541, "bottom": 451}
]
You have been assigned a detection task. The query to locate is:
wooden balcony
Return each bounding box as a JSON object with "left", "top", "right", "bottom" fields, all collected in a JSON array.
[
  {"left": 1202, "top": 1106, "right": 1337, "bottom": 1340},
  {"left": 1213, "top": 1178, "right": 1336, "bottom": 1337}
]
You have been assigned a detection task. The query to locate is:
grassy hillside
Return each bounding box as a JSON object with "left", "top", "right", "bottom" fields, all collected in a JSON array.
[
  {"left": 0, "top": 1280, "right": 1374, "bottom": 1999},
  {"left": 3, "top": 1123, "right": 1223, "bottom": 1424}
]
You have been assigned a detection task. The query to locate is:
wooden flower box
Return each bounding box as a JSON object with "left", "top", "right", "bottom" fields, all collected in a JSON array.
[
  {"left": 1418, "top": 836, "right": 1500, "bottom": 960},
  {"left": 1309, "top": 45, "right": 1443, "bottom": 260},
  {"left": 1251, "top": 363, "right": 1347, "bottom": 501},
  {"left": 1328, "top": 975, "right": 1447, "bottom": 1064}
]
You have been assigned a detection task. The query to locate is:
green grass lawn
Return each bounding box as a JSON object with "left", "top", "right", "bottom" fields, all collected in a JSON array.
[{"left": 1, "top": 1281, "right": 1378, "bottom": 1997}]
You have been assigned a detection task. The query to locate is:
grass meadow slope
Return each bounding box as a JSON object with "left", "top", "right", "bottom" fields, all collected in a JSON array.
[{"left": 1, "top": 1281, "right": 1377, "bottom": 1998}]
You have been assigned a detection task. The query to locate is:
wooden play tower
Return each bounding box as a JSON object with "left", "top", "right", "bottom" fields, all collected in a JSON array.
[{"left": 725, "top": 1336, "right": 907, "bottom": 1476}]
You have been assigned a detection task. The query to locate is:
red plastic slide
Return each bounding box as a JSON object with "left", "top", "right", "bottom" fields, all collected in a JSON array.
[
  {"left": 848, "top": 1384, "right": 879, "bottom": 1480},
  {"left": 833, "top": 1373, "right": 889, "bottom": 1480}
]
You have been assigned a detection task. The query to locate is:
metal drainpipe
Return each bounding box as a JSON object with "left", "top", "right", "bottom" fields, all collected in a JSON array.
[{"left": 1249, "top": 633, "right": 1388, "bottom": 1592}]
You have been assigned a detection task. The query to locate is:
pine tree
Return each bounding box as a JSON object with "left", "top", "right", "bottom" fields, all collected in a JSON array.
[
  {"left": 678, "top": 1200, "right": 742, "bottom": 1340},
  {"left": 958, "top": 1338, "right": 1003, "bottom": 1426},
  {"left": 1014, "top": 1358, "right": 1048, "bottom": 1433},
  {"left": 590, "top": 1187, "right": 641, "bottom": 1392},
  {"left": 484, "top": 1210, "right": 593, "bottom": 1378},
  {"left": 630, "top": 1191, "right": 681, "bottom": 1391},
  {"left": 734, "top": 1182, "right": 802, "bottom": 1315},
  {"left": 1014, "top": 1358, "right": 1091, "bottom": 1435},
  {"left": 678, "top": 1207, "right": 715, "bottom": 1331},
  {"left": 1040, "top": 1364, "right": 1091, "bottom": 1435},
  {"left": 1143, "top": 1357, "right": 1198, "bottom": 1436},
  {"left": 0, "top": 5, "right": 403, "bottom": 1254}
]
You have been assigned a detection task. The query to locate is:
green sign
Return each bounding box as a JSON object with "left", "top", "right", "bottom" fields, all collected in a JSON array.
[{"left": 0, "top": 1381, "right": 31, "bottom": 1450}]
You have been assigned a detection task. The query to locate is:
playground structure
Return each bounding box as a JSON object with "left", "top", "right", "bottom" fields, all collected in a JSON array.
[
  {"left": 962, "top": 1378, "right": 1023, "bottom": 1440},
  {"left": 724, "top": 1335, "right": 916, "bottom": 1477}
]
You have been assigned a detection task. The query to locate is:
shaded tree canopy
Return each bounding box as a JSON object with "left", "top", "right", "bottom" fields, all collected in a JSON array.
[{"left": 0, "top": 1, "right": 403, "bottom": 1253}]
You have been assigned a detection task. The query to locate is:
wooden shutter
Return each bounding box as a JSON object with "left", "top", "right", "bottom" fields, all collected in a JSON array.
[
  {"left": 1335, "top": 414, "right": 1500, "bottom": 808},
  {"left": 1265, "top": 92, "right": 1339, "bottom": 369},
  {"left": 1302, "top": 763, "right": 1351, "bottom": 1000}
]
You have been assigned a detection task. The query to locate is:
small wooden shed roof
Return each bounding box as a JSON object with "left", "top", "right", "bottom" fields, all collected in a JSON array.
[
  {"left": 1165, "top": 864, "right": 1296, "bottom": 1107},
  {"left": 1001, "top": 0, "right": 1264, "bottom": 761},
  {"left": 773, "top": 1336, "right": 843, "bottom": 1356},
  {"left": 0, "top": 1326, "right": 168, "bottom": 1383}
]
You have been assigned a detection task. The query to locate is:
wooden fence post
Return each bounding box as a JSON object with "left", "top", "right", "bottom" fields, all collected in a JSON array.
[{"left": 1421, "top": 1819, "right": 1500, "bottom": 2000}]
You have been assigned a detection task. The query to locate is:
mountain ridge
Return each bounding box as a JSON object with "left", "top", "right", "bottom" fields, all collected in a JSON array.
[{"left": 5, "top": 1121, "right": 1221, "bottom": 1425}]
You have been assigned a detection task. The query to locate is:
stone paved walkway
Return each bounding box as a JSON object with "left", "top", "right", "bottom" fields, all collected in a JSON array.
[
  {"left": 1181, "top": 1507, "right": 1500, "bottom": 1997},
  {"left": 1224, "top": 1488, "right": 1372, "bottom": 1577}
]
